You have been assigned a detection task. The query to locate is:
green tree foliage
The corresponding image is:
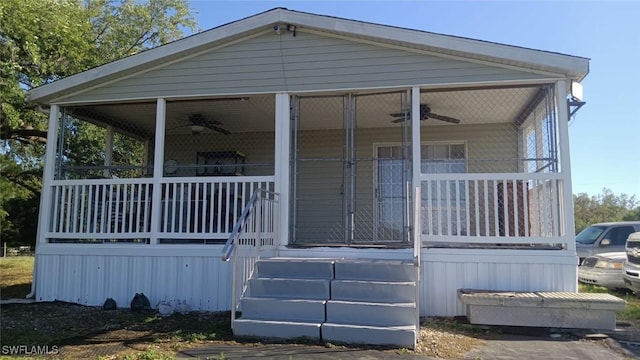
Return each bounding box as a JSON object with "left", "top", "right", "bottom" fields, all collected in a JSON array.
[
  {"left": 573, "top": 188, "right": 639, "bottom": 233},
  {"left": 0, "top": 0, "right": 196, "bottom": 246}
]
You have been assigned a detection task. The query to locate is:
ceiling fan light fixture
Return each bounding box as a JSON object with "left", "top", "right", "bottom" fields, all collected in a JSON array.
[{"left": 190, "top": 124, "right": 205, "bottom": 134}]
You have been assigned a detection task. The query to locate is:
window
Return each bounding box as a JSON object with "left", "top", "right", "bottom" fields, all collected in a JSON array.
[{"left": 604, "top": 226, "right": 636, "bottom": 246}]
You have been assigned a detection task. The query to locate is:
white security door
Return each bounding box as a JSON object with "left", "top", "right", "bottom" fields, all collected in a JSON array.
[{"left": 375, "top": 145, "right": 407, "bottom": 242}]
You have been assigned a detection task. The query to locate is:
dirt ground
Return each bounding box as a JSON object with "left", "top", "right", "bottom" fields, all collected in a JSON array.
[
  {"left": 1, "top": 301, "right": 495, "bottom": 359},
  {"left": 2, "top": 301, "right": 638, "bottom": 360}
]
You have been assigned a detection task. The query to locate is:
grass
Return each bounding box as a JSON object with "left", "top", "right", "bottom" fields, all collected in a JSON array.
[
  {"left": 0, "top": 256, "right": 34, "bottom": 299},
  {"left": 579, "top": 283, "right": 640, "bottom": 321}
]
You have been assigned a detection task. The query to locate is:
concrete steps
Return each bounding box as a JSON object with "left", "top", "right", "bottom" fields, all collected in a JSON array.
[{"left": 233, "top": 258, "right": 418, "bottom": 348}]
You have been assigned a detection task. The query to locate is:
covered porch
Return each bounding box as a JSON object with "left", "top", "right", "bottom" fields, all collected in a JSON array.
[{"left": 41, "top": 83, "right": 574, "bottom": 253}]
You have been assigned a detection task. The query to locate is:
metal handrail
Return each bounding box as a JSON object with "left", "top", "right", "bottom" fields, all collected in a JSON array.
[
  {"left": 221, "top": 188, "right": 277, "bottom": 261},
  {"left": 220, "top": 188, "right": 279, "bottom": 331}
]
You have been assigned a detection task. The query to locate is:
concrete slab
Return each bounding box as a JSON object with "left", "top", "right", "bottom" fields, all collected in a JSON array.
[
  {"left": 233, "top": 319, "right": 321, "bottom": 340},
  {"left": 334, "top": 260, "right": 415, "bottom": 282},
  {"left": 241, "top": 297, "right": 326, "bottom": 322},
  {"left": 257, "top": 259, "right": 335, "bottom": 279},
  {"left": 326, "top": 300, "right": 416, "bottom": 326},
  {"left": 322, "top": 323, "right": 416, "bottom": 348},
  {"left": 247, "top": 278, "right": 330, "bottom": 299},
  {"left": 331, "top": 280, "right": 415, "bottom": 302}
]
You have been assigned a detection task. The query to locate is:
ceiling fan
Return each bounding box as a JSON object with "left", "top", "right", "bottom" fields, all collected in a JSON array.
[
  {"left": 181, "top": 113, "right": 230, "bottom": 135},
  {"left": 390, "top": 104, "right": 461, "bottom": 124}
]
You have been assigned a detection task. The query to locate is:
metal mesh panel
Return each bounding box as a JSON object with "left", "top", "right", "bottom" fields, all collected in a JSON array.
[
  {"left": 163, "top": 96, "right": 275, "bottom": 177},
  {"left": 160, "top": 96, "right": 276, "bottom": 244},
  {"left": 57, "top": 103, "right": 155, "bottom": 179},
  {"left": 417, "top": 85, "right": 562, "bottom": 245},
  {"left": 50, "top": 103, "right": 155, "bottom": 243},
  {"left": 291, "top": 91, "right": 411, "bottom": 245},
  {"left": 292, "top": 95, "right": 345, "bottom": 244}
]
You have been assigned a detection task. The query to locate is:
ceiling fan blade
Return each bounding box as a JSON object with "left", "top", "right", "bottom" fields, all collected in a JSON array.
[
  {"left": 389, "top": 111, "right": 410, "bottom": 118},
  {"left": 206, "top": 124, "right": 231, "bottom": 135},
  {"left": 427, "top": 112, "right": 461, "bottom": 124}
]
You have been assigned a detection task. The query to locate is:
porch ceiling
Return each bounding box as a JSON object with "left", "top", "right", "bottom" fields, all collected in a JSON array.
[{"left": 71, "top": 86, "right": 540, "bottom": 136}]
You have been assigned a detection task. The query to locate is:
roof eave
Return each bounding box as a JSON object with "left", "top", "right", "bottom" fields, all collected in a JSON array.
[
  {"left": 279, "top": 10, "right": 589, "bottom": 82},
  {"left": 30, "top": 8, "right": 589, "bottom": 104}
]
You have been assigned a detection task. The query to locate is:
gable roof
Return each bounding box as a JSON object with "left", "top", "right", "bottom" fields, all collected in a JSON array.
[{"left": 29, "top": 8, "right": 589, "bottom": 104}]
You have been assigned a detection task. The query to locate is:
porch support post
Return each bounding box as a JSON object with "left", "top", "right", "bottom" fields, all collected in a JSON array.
[
  {"left": 411, "top": 87, "right": 422, "bottom": 246},
  {"left": 555, "top": 80, "right": 576, "bottom": 253},
  {"left": 149, "top": 98, "right": 166, "bottom": 244},
  {"left": 275, "top": 93, "right": 290, "bottom": 247},
  {"left": 35, "top": 105, "right": 60, "bottom": 247}
]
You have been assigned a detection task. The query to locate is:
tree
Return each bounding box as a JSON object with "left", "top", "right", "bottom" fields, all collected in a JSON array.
[
  {"left": 0, "top": 0, "right": 196, "bottom": 245},
  {"left": 573, "top": 188, "right": 639, "bottom": 233}
]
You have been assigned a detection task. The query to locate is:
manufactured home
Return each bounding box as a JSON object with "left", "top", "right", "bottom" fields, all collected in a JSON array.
[{"left": 29, "top": 8, "right": 588, "bottom": 346}]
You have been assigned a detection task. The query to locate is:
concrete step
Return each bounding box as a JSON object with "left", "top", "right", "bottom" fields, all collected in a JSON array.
[
  {"left": 334, "top": 260, "right": 415, "bottom": 282},
  {"left": 234, "top": 319, "right": 321, "bottom": 340},
  {"left": 255, "top": 258, "right": 335, "bottom": 279},
  {"left": 326, "top": 300, "right": 415, "bottom": 326},
  {"left": 322, "top": 323, "right": 416, "bottom": 348},
  {"left": 331, "top": 280, "right": 416, "bottom": 303},
  {"left": 248, "top": 278, "right": 330, "bottom": 299},
  {"left": 241, "top": 297, "right": 326, "bottom": 322}
]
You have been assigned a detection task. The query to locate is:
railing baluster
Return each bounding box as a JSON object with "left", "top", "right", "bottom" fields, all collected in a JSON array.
[
  {"left": 512, "top": 179, "right": 518, "bottom": 237},
  {"left": 186, "top": 182, "right": 192, "bottom": 233},
  {"left": 483, "top": 180, "right": 489, "bottom": 237},
  {"left": 87, "top": 185, "right": 94, "bottom": 234},
  {"left": 523, "top": 180, "right": 530, "bottom": 237},
  {"left": 542, "top": 180, "right": 550, "bottom": 236},
  {"left": 551, "top": 179, "right": 560, "bottom": 237},
  {"left": 100, "top": 184, "right": 107, "bottom": 233},
  {"left": 216, "top": 182, "right": 223, "bottom": 233},
  {"left": 473, "top": 180, "right": 479, "bottom": 237},
  {"left": 492, "top": 180, "right": 499, "bottom": 237},
  {"left": 225, "top": 182, "right": 231, "bottom": 233},
  {"left": 78, "top": 185, "right": 86, "bottom": 233},
  {"left": 128, "top": 184, "right": 134, "bottom": 233},
  {"left": 52, "top": 185, "right": 60, "bottom": 232},
  {"left": 502, "top": 179, "right": 509, "bottom": 237},
  {"left": 65, "top": 185, "right": 73, "bottom": 233},
  {"left": 135, "top": 184, "right": 142, "bottom": 233}
]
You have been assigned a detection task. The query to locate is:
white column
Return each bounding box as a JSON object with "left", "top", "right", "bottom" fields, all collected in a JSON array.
[
  {"left": 411, "top": 88, "right": 422, "bottom": 194},
  {"left": 411, "top": 87, "right": 422, "bottom": 258},
  {"left": 35, "top": 105, "right": 60, "bottom": 247},
  {"left": 149, "top": 98, "right": 166, "bottom": 244},
  {"left": 555, "top": 80, "right": 576, "bottom": 253},
  {"left": 274, "top": 93, "right": 290, "bottom": 247}
]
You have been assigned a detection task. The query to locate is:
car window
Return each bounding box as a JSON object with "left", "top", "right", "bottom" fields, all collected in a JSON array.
[
  {"left": 576, "top": 225, "right": 606, "bottom": 244},
  {"left": 602, "top": 226, "right": 636, "bottom": 246}
]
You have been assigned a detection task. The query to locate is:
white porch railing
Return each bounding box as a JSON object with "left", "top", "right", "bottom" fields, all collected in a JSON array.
[
  {"left": 420, "top": 172, "right": 565, "bottom": 245},
  {"left": 158, "top": 176, "right": 275, "bottom": 240},
  {"left": 221, "top": 189, "right": 280, "bottom": 330},
  {"left": 46, "top": 176, "right": 275, "bottom": 242},
  {"left": 47, "top": 178, "right": 153, "bottom": 239}
]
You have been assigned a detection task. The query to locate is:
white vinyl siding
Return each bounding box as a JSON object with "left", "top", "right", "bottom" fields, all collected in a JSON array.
[{"left": 62, "top": 31, "right": 551, "bottom": 103}]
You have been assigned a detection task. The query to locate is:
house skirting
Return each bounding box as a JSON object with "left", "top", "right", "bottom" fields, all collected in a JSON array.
[{"left": 33, "top": 245, "right": 577, "bottom": 316}]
